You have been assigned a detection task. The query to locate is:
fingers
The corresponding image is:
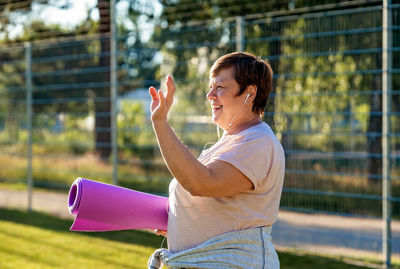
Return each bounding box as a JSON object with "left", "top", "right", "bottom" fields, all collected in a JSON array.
[
  {"left": 158, "top": 89, "right": 166, "bottom": 106},
  {"left": 148, "top": 75, "right": 174, "bottom": 116},
  {"left": 154, "top": 229, "right": 167, "bottom": 237},
  {"left": 166, "top": 75, "right": 176, "bottom": 100},
  {"left": 149, "top": 75, "right": 174, "bottom": 101},
  {"left": 149, "top": 86, "right": 159, "bottom": 100},
  {"left": 149, "top": 86, "right": 166, "bottom": 104}
]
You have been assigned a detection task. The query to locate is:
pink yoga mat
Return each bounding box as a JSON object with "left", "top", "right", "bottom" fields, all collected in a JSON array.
[{"left": 68, "top": 177, "right": 168, "bottom": 231}]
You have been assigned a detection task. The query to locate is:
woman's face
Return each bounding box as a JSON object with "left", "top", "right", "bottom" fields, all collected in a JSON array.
[{"left": 207, "top": 67, "right": 249, "bottom": 130}]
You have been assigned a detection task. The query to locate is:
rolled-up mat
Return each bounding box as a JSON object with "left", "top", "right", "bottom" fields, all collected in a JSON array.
[{"left": 68, "top": 177, "right": 168, "bottom": 231}]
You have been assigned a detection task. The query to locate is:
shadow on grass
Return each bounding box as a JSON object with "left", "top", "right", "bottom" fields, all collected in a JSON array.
[
  {"left": 0, "top": 207, "right": 163, "bottom": 249},
  {"left": 278, "top": 251, "right": 379, "bottom": 269},
  {"left": 0, "top": 208, "right": 383, "bottom": 269}
]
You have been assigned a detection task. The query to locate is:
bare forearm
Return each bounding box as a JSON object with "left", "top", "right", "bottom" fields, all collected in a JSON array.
[{"left": 152, "top": 119, "right": 211, "bottom": 195}]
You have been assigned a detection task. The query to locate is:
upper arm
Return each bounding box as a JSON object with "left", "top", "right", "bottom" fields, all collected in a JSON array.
[
  {"left": 189, "top": 133, "right": 272, "bottom": 197},
  {"left": 193, "top": 160, "right": 253, "bottom": 197}
]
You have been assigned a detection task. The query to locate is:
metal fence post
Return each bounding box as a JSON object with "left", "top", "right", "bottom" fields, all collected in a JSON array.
[
  {"left": 25, "top": 42, "right": 33, "bottom": 211},
  {"left": 110, "top": 0, "right": 118, "bottom": 185},
  {"left": 382, "top": 0, "right": 392, "bottom": 268},
  {"left": 236, "top": 16, "right": 245, "bottom": 52}
]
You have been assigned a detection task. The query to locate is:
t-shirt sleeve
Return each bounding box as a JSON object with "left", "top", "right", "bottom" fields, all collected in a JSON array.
[{"left": 210, "top": 134, "right": 272, "bottom": 190}]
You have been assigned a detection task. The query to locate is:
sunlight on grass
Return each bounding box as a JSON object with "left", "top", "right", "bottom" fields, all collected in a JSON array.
[
  {"left": 0, "top": 215, "right": 158, "bottom": 268},
  {"left": 0, "top": 208, "right": 387, "bottom": 269},
  {"left": 0, "top": 223, "right": 155, "bottom": 268}
]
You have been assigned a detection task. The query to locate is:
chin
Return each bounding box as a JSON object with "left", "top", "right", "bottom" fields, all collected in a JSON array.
[
  {"left": 212, "top": 116, "right": 226, "bottom": 129},
  {"left": 214, "top": 122, "right": 226, "bottom": 131},
  {"left": 211, "top": 115, "right": 218, "bottom": 124}
]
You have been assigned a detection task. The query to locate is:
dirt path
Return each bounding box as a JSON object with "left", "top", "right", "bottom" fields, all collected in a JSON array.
[{"left": 0, "top": 188, "right": 71, "bottom": 219}]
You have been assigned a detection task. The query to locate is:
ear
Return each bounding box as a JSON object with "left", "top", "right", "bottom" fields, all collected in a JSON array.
[{"left": 245, "top": 85, "right": 257, "bottom": 103}]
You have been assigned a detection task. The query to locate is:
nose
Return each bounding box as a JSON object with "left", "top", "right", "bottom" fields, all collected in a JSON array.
[{"left": 207, "top": 87, "right": 217, "bottom": 102}]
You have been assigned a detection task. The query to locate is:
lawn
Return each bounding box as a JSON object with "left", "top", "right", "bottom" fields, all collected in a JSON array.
[{"left": 0, "top": 208, "right": 378, "bottom": 269}]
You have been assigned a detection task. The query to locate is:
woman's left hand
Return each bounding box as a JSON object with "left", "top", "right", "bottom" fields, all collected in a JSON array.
[
  {"left": 154, "top": 229, "right": 167, "bottom": 237},
  {"left": 149, "top": 75, "right": 176, "bottom": 122}
]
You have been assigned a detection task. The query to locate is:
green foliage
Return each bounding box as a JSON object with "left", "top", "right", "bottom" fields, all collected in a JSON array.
[
  {"left": 29, "top": 111, "right": 94, "bottom": 156},
  {"left": 160, "top": 1, "right": 300, "bottom": 24},
  {"left": 274, "top": 18, "right": 363, "bottom": 151},
  {"left": 0, "top": 45, "right": 25, "bottom": 142},
  {"left": 118, "top": 174, "right": 171, "bottom": 194},
  {"left": 153, "top": 15, "right": 235, "bottom": 117},
  {"left": 117, "top": 101, "right": 156, "bottom": 158}
]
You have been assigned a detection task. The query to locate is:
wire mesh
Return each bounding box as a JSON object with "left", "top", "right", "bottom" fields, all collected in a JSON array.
[{"left": 0, "top": 1, "right": 399, "bottom": 265}]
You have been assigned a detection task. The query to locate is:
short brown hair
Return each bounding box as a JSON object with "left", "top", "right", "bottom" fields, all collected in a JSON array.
[{"left": 210, "top": 52, "right": 273, "bottom": 115}]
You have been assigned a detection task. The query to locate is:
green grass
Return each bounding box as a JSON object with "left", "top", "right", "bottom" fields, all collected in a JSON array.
[
  {"left": 0, "top": 208, "right": 378, "bottom": 269},
  {"left": 0, "top": 208, "right": 164, "bottom": 269}
]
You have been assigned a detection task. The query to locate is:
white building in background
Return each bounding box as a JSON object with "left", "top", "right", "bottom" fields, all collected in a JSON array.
[
  {"left": 51, "top": 88, "right": 152, "bottom": 133},
  {"left": 117, "top": 88, "right": 151, "bottom": 116}
]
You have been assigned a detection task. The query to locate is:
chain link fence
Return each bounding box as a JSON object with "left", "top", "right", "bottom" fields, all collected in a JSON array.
[{"left": 0, "top": 1, "right": 399, "bottom": 267}]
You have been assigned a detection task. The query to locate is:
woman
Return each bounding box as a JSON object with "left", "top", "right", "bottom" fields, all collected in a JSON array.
[{"left": 148, "top": 52, "right": 285, "bottom": 269}]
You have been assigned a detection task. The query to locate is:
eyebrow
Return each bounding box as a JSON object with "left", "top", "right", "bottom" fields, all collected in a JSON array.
[
  {"left": 209, "top": 80, "right": 226, "bottom": 88},
  {"left": 211, "top": 77, "right": 229, "bottom": 84}
]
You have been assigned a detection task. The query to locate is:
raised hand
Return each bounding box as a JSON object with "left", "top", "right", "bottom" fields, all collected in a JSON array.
[{"left": 149, "top": 75, "right": 176, "bottom": 122}]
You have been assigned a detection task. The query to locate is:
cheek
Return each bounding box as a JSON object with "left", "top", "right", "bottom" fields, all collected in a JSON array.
[
  {"left": 216, "top": 90, "right": 227, "bottom": 100},
  {"left": 217, "top": 92, "right": 235, "bottom": 107}
]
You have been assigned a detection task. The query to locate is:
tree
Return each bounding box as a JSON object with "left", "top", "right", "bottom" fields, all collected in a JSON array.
[
  {"left": 156, "top": 0, "right": 290, "bottom": 118},
  {"left": 0, "top": 20, "right": 98, "bottom": 148},
  {"left": 0, "top": 0, "right": 160, "bottom": 158},
  {"left": 0, "top": 0, "right": 36, "bottom": 39},
  {"left": 153, "top": 0, "right": 372, "bottom": 144},
  {"left": 0, "top": 0, "right": 97, "bottom": 142},
  {"left": 155, "top": 0, "right": 391, "bottom": 183}
]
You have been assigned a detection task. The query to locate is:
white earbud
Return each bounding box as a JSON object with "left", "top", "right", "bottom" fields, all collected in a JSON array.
[
  {"left": 228, "top": 93, "right": 252, "bottom": 129},
  {"left": 244, "top": 93, "right": 251, "bottom": 104}
]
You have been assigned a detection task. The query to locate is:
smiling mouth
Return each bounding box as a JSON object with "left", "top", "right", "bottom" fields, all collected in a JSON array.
[{"left": 212, "top": 105, "right": 222, "bottom": 113}]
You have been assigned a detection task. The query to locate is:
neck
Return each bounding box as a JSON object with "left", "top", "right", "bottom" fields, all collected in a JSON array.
[{"left": 226, "top": 114, "right": 262, "bottom": 135}]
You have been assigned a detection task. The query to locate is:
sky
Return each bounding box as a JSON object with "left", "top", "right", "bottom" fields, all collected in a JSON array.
[
  {"left": 36, "top": 0, "right": 163, "bottom": 28},
  {"left": 34, "top": 0, "right": 99, "bottom": 28},
  {"left": 7, "top": 0, "right": 162, "bottom": 39},
  {"left": 6, "top": 0, "right": 98, "bottom": 39}
]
